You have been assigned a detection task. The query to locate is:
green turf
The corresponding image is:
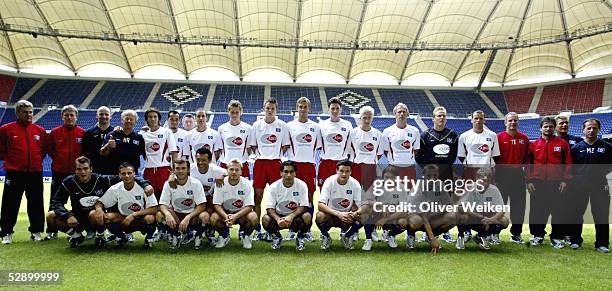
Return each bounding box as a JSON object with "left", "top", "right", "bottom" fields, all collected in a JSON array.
[{"left": 0, "top": 184, "right": 610, "bottom": 290}]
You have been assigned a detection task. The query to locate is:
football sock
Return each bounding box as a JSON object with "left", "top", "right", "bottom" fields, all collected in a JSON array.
[
  {"left": 145, "top": 224, "right": 156, "bottom": 240},
  {"left": 220, "top": 228, "right": 230, "bottom": 238},
  {"left": 344, "top": 221, "right": 362, "bottom": 238},
  {"left": 316, "top": 221, "right": 331, "bottom": 237},
  {"left": 364, "top": 224, "right": 374, "bottom": 239},
  {"left": 108, "top": 223, "right": 126, "bottom": 239}
]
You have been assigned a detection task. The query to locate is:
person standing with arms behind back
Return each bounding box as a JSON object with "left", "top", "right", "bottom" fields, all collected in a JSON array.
[
  {"left": 82, "top": 106, "right": 114, "bottom": 175},
  {"left": 0, "top": 100, "right": 48, "bottom": 244}
]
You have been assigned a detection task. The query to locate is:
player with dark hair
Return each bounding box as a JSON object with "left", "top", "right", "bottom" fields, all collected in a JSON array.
[
  {"left": 141, "top": 107, "right": 178, "bottom": 198},
  {"left": 167, "top": 110, "right": 190, "bottom": 159},
  {"left": 318, "top": 97, "right": 353, "bottom": 187},
  {"left": 185, "top": 109, "right": 222, "bottom": 163},
  {"left": 568, "top": 118, "right": 611, "bottom": 253},
  {"left": 495, "top": 112, "right": 529, "bottom": 244},
  {"left": 157, "top": 158, "right": 208, "bottom": 250},
  {"left": 526, "top": 117, "right": 572, "bottom": 248},
  {"left": 94, "top": 162, "right": 159, "bottom": 248},
  {"left": 316, "top": 160, "right": 364, "bottom": 250},
  {"left": 248, "top": 98, "right": 291, "bottom": 240},
  {"left": 211, "top": 159, "right": 258, "bottom": 249},
  {"left": 47, "top": 156, "right": 154, "bottom": 248},
  {"left": 182, "top": 114, "right": 195, "bottom": 131},
  {"left": 263, "top": 160, "right": 311, "bottom": 251}
]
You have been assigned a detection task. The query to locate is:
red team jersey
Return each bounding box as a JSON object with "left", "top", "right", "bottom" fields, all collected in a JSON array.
[{"left": 496, "top": 131, "right": 529, "bottom": 165}]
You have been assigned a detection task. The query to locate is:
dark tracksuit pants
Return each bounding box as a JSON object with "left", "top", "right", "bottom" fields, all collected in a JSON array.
[
  {"left": 0, "top": 171, "right": 44, "bottom": 236},
  {"left": 568, "top": 181, "right": 610, "bottom": 248},
  {"left": 496, "top": 167, "right": 527, "bottom": 236},
  {"left": 529, "top": 180, "right": 566, "bottom": 240}
]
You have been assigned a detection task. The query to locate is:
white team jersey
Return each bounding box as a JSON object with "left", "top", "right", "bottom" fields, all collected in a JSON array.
[
  {"left": 171, "top": 128, "right": 190, "bottom": 159},
  {"left": 190, "top": 164, "right": 227, "bottom": 197},
  {"left": 457, "top": 129, "right": 500, "bottom": 166},
  {"left": 186, "top": 127, "right": 222, "bottom": 163},
  {"left": 249, "top": 118, "right": 290, "bottom": 160},
  {"left": 218, "top": 121, "right": 252, "bottom": 164},
  {"left": 213, "top": 176, "right": 254, "bottom": 214},
  {"left": 382, "top": 124, "right": 420, "bottom": 165},
  {"left": 287, "top": 119, "right": 322, "bottom": 163},
  {"left": 98, "top": 182, "right": 158, "bottom": 216},
  {"left": 140, "top": 127, "right": 177, "bottom": 168},
  {"left": 318, "top": 118, "right": 352, "bottom": 161},
  {"left": 319, "top": 174, "right": 362, "bottom": 212},
  {"left": 265, "top": 178, "right": 310, "bottom": 216},
  {"left": 159, "top": 177, "right": 206, "bottom": 214},
  {"left": 461, "top": 185, "right": 505, "bottom": 211},
  {"left": 348, "top": 127, "right": 384, "bottom": 164}
]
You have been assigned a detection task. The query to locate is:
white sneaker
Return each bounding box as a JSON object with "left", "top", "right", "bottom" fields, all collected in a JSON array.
[
  {"left": 341, "top": 233, "right": 354, "bottom": 250},
  {"left": 406, "top": 234, "right": 415, "bottom": 249},
  {"left": 371, "top": 230, "right": 380, "bottom": 242},
  {"left": 242, "top": 235, "right": 253, "bottom": 249},
  {"left": 2, "top": 234, "right": 12, "bottom": 245},
  {"left": 169, "top": 235, "right": 179, "bottom": 250},
  {"left": 194, "top": 236, "right": 202, "bottom": 250},
  {"left": 30, "top": 232, "right": 43, "bottom": 242},
  {"left": 419, "top": 232, "right": 427, "bottom": 242},
  {"left": 362, "top": 239, "right": 373, "bottom": 251},
  {"left": 284, "top": 229, "right": 295, "bottom": 241},
  {"left": 387, "top": 235, "right": 398, "bottom": 248},
  {"left": 320, "top": 234, "right": 331, "bottom": 251},
  {"left": 490, "top": 234, "right": 501, "bottom": 245},
  {"left": 215, "top": 236, "right": 230, "bottom": 248},
  {"left": 455, "top": 236, "right": 465, "bottom": 250},
  {"left": 596, "top": 246, "right": 609, "bottom": 253},
  {"left": 351, "top": 232, "right": 359, "bottom": 242},
  {"left": 381, "top": 230, "right": 389, "bottom": 242}
]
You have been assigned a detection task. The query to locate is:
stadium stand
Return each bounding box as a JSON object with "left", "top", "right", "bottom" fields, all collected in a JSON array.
[
  {"left": 324, "top": 87, "right": 380, "bottom": 115},
  {"left": 0, "top": 108, "right": 39, "bottom": 124},
  {"left": 28, "top": 79, "right": 98, "bottom": 107},
  {"left": 430, "top": 90, "right": 495, "bottom": 117},
  {"left": 499, "top": 88, "right": 535, "bottom": 114},
  {"left": 35, "top": 109, "right": 99, "bottom": 130},
  {"left": 378, "top": 89, "right": 435, "bottom": 117},
  {"left": 483, "top": 91, "right": 509, "bottom": 114},
  {"left": 536, "top": 80, "right": 604, "bottom": 115},
  {"left": 270, "top": 86, "right": 322, "bottom": 114},
  {"left": 0, "top": 75, "right": 16, "bottom": 103},
  {"left": 152, "top": 83, "right": 210, "bottom": 111},
  {"left": 9, "top": 77, "right": 40, "bottom": 102},
  {"left": 211, "top": 85, "right": 265, "bottom": 113},
  {"left": 88, "top": 81, "right": 154, "bottom": 109}
]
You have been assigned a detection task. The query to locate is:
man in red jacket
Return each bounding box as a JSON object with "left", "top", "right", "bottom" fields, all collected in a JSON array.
[
  {"left": 0, "top": 100, "right": 48, "bottom": 244},
  {"left": 526, "top": 116, "right": 572, "bottom": 249},
  {"left": 45, "top": 105, "right": 85, "bottom": 240}
]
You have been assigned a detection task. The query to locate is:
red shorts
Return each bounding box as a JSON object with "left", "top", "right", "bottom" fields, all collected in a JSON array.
[
  {"left": 220, "top": 162, "right": 250, "bottom": 178},
  {"left": 253, "top": 159, "right": 281, "bottom": 189},
  {"left": 295, "top": 162, "right": 316, "bottom": 194},
  {"left": 144, "top": 166, "right": 172, "bottom": 198},
  {"left": 395, "top": 165, "right": 416, "bottom": 180},
  {"left": 351, "top": 163, "right": 377, "bottom": 190},
  {"left": 318, "top": 159, "right": 339, "bottom": 186}
]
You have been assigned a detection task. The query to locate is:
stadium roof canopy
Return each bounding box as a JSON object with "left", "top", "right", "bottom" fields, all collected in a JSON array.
[{"left": 0, "top": 0, "right": 611, "bottom": 86}]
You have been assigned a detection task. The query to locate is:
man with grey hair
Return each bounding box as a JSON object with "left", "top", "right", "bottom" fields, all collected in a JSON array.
[
  {"left": 83, "top": 106, "right": 114, "bottom": 174},
  {"left": 0, "top": 100, "right": 48, "bottom": 244},
  {"left": 495, "top": 112, "right": 529, "bottom": 244},
  {"left": 45, "top": 104, "right": 85, "bottom": 240},
  {"left": 100, "top": 109, "right": 146, "bottom": 172}
]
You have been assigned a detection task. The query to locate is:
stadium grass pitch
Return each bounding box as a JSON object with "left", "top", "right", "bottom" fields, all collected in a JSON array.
[{"left": 1, "top": 184, "right": 610, "bottom": 290}]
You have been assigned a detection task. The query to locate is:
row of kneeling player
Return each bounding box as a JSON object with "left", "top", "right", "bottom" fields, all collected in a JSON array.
[{"left": 45, "top": 155, "right": 516, "bottom": 253}]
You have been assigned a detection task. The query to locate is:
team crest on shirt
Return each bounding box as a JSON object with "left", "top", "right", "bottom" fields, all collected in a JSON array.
[
  {"left": 519, "top": 139, "right": 525, "bottom": 144},
  {"left": 208, "top": 136, "right": 213, "bottom": 139},
  {"left": 34, "top": 135, "right": 40, "bottom": 141},
  {"left": 598, "top": 148, "right": 606, "bottom": 153},
  {"left": 310, "top": 128, "right": 315, "bottom": 132},
  {"left": 232, "top": 199, "right": 244, "bottom": 208},
  {"left": 297, "top": 133, "right": 313, "bottom": 143},
  {"left": 275, "top": 128, "right": 281, "bottom": 133},
  {"left": 347, "top": 190, "right": 352, "bottom": 194},
  {"left": 181, "top": 199, "right": 194, "bottom": 207},
  {"left": 373, "top": 137, "right": 377, "bottom": 141},
  {"left": 261, "top": 134, "right": 277, "bottom": 144},
  {"left": 158, "top": 134, "right": 163, "bottom": 138},
  {"left": 285, "top": 201, "right": 298, "bottom": 211},
  {"left": 240, "top": 130, "right": 246, "bottom": 133},
  {"left": 178, "top": 138, "right": 183, "bottom": 142},
  {"left": 360, "top": 142, "right": 375, "bottom": 152},
  {"left": 95, "top": 189, "right": 104, "bottom": 196},
  {"left": 554, "top": 146, "right": 561, "bottom": 152},
  {"left": 292, "top": 191, "right": 299, "bottom": 196},
  {"left": 238, "top": 190, "right": 244, "bottom": 195},
  {"left": 341, "top": 128, "right": 347, "bottom": 132},
  {"left": 486, "top": 138, "right": 491, "bottom": 142},
  {"left": 187, "top": 190, "right": 193, "bottom": 195},
  {"left": 76, "top": 138, "right": 82, "bottom": 143},
  {"left": 135, "top": 195, "right": 142, "bottom": 200},
  {"left": 447, "top": 138, "right": 453, "bottom": 143}
]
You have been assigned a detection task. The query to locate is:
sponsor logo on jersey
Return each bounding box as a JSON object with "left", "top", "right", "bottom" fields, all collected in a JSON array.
[
  {"left": 208, "top": 136, "right": 213, "bottom": 139},
  {"left": 347, "top": 190, "right": 352, "bottom": 194},
  {"left": 197, "top": 143, "right": 211, "bottom": 151},
  {"left": 598, "top": 147, "right": 606, "bottom": 153},
  {"left": 478, "top": 144, "right": 489, "bottom": 153},
  {"left": 360, "top": 142, "right": 375, "bottom": 152},
  {"left": 181, "top": 199, "right": 194, "bottom": 207},
  {"left": 232, "top": 199, "right": 243, "bottom": 208},
  {"left": 285, "top": 201, "right": 298, "bottom": 211},
  {"left": 338, "top": 198, "right": 350, "bottom": 208},
  {"left": 230, "top": 136, "right": 243, "bottom": 146},
  {"left": 128, "top": 203, "right": 141, "bottom": 212},
  {"left": 519, "top": 139, "right": 525, "bottom": 144},
  {"left": 158, "top": 134, "right": 164, "bottom": 138},
  {"left": 395, "top": 140, "right": 411, "bottom": 150},
  {"left": 79, "top": 196, "right": 99, "bottom": 207},
  {"left": 433, "top": 144, "right": 450, "bottom": 155},
  {"left": 149, "top": 142, "right": 160, "bottom": 152},
  {"left": 326, "top": 133, "right": 344, "bottom": 144},
  {"left": 297, "top": 133, "right": 313, "bottom": 143},
  {"left": 261, "top": 134, "right": 277, "bottom": 144}
]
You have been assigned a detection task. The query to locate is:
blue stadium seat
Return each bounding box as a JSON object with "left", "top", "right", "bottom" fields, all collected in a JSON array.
[
  {"left": 10, "top": 77, "right": 40, "bottom": 103},
  {"left": 211, "top": 85, "right": 264, "bottom": 113},
  {"left": 35, "top": 110, "right": 63, "bottom": 129},
  {"left": 431, "top": 90, "right": 495, "bottom": 117},
  {"left": 152, "top": 83, "right": 209, "bottom": 111},
  {"left": 28, "top": 79, "right": 97, "bottom": 107},
  {"left": 486, "top": 119, "right": 505, "bottom": 133},
  {"left": 378, "top": 89, "right": 434, "bottom": 117},
  {"left": 211, "top": 114, "right": 229, "bottom": 130},
  {"left": 484, "top": 91, "right": 509, "bottom": 114},
  {"left": 324, "top": 87, "right": 380, "bottom": 116},
  {"left": 89, "top": 81, "right": 154, "bottom": 109},
  {"left": 270, "top": 86, "right": 322, "bottom": 114}
]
